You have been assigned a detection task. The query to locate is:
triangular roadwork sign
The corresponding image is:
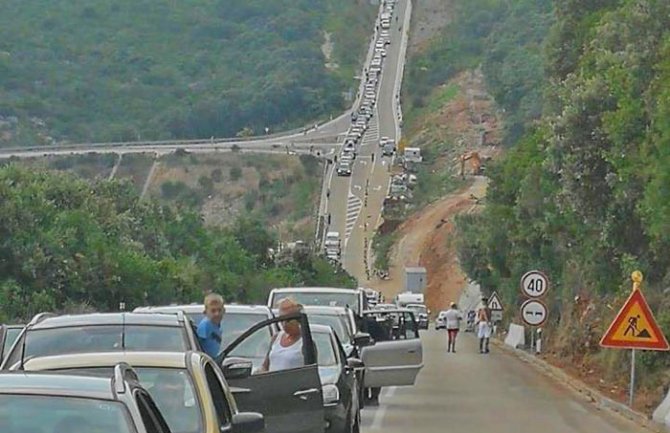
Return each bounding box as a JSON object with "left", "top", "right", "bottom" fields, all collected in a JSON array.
[
  {"left": 600, "top": 289, "right": 669, "bottom": 351},
  {"left": 487, "top": 292, "right": 504, "bottom": 311}
]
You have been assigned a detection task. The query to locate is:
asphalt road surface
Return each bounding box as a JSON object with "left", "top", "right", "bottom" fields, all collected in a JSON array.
[
  {"left": 361, "top": 330, "right": 648, "bottom": 433},
  {"left": 324, "top": 0, "right": 411, "bottom": 282}
]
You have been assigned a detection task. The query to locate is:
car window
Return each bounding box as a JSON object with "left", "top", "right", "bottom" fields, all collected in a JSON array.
[
  {"left": 401, "top": 312, "right": 419, "bottom": 340},
  {"left": 312, "top": 332, "right": 337, "bottom": 367},
  {"left": 2, "top": 327, "right": 22, "bottom": 359},
  {"left": 7, "top": 325, "right": 187, "bottom": 367},
  {"left": 271, "top": 292, "right": 359, "bottom": 312},
  {"left": 204, "top": 363, "right": 232, "bottom": 426},
  {"left": 0, "top": 395, "right": 134, "bottom": 433},
  {"left": 221, "top": 313, "right": 270, "bottom": 348},
  {"left": 306, "top": 315, "right": 351, "bottom": 343},
  {"left": 136, "top": 368, "right": 202, "bottom": 433}
]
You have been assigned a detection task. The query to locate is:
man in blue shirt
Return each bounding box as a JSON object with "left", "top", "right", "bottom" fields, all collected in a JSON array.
[{"left": 197, "top": 293, "right": 225, "bottom": 358}]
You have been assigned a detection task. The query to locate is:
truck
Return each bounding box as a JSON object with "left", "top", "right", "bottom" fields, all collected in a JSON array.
[{"left": 404, "top": 266, "right": 427, "bottom": 293}]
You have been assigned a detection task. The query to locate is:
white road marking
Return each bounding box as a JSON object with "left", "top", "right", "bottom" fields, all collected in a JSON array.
[
  {"left": 344, "top": 193, "right": 363, "bottom": 244},
  {"left": 370, "top": 386, "right": 397, "bottom": 430}
]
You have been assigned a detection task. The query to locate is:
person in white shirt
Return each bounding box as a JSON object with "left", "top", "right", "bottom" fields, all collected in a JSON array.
[
  {"left": 262, "top": 298, "right": 305, "bottom": 372},
  {"left": 444, "top": 302, "right": 463, "bottom": 353}
]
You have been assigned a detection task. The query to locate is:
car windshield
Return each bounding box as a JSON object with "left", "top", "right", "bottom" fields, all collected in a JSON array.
[
  {"left": 306, "top": 314, "right": 351, "bottom": 343},
  {"left": 408, "top": 305, "right": 427, "bottom": 315},
  {"left": 0, "top": 395, "right": 134, "bottom": 433},
  {"left": 3, "top": 327, "right": 23, "bottom": 359},
  {"left": 272, "top": 292, "right": 359, "bottom": 313},
  {"left": 7, "top": 325, "right": 187, "bottom": 367},
  {"left": 221, "top": 313, "right": 271, "bottom": 348},
  {"left": 312, "top": 332, "right": 338, "bottom": 367},
  {"left": 53, "top": 367, "right": 202, "bottom": 433}
]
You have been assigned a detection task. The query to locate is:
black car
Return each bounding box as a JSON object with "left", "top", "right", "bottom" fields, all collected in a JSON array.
[
  {"left": 1, "top": 312, "right": 200, "bottom": 369},
  {"left": 0, "top": 365, "right": 171, "bottom": 433},
  {"left": 311, "top": 324, "right": 362, "bottom": 433}
]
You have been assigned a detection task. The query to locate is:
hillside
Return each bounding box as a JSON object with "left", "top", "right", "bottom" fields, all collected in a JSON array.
[
  {"left": 0, "top": 0, "right": 375, "bottom": 147},
  {"left": 453, "top": 0, "right": 670, "bottom": 410}
]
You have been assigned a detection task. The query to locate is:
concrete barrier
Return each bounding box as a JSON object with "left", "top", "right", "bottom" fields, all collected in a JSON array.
[
  {"left": 505, "top": 323, "right": 525, "bottom": 348},
  {"left": 653, "top": 389, "right": 670, "bottom": 427}
]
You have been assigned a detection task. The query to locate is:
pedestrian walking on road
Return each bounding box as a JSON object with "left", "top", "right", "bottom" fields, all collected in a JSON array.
[
  {"left": 477, "top": 298, "right": 492, "bottom": 354},
  {"left": 444, "top": 302, "right": 462, "bottom": 353}
]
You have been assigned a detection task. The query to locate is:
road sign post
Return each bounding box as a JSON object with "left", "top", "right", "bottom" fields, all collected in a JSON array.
[
  {"left": 520, "top": 270, "right": 550, "bottom": 353},
  {"left": 599, "top": 271, "right": 670, "bottom": 407}
]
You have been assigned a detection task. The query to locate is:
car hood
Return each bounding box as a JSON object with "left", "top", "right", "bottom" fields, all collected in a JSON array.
[{"left": 318, "top": 365, "right": 340, "bottom": 386}]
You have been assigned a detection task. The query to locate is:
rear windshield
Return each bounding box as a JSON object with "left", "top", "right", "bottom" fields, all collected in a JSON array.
[
  {"left": 52, "top": 367, "right": 201, "bottom": 433},
  {"left": 271, "top": 292, "right": 359, "bottom": 313},
  {"left": 306, "top": 315, "right": 351, "bottom": 343},
  {"left": 221, "top": 313, "right": 271, "bottom": 348},
  {"left": 6, "top": 325, "right": 187, "bottom": 367},
  {"left": 312, "top": 332, "right": 337, "bottom": 367},
  {"left": 0, "top": 395, "right": 134, "bottom": 433}
]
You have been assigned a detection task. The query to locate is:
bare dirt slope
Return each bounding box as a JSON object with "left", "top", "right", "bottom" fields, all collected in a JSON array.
[{"left": 374, "top": 176, "right": 487, "bottom": 312}]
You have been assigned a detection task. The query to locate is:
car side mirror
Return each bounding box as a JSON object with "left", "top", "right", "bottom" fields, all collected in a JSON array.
[
  {"left": 221, "top": 357, "right": 253, "bottom": 380},
  {"left": 354, "top": 332, "right": 372, "bottom": 347},
  {"left": 346, "top": 357, "right": 365, "bottom": 370},
  {"left": 230, "top": 412, "right": 264, "bottom": 433}
]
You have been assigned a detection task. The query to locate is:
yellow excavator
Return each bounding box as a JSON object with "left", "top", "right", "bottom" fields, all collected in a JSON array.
[{"left": 460, "top": 152, "right": 483, "bottom": 178}]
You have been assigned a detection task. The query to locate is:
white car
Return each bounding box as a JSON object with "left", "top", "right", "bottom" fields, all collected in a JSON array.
[{"left": 435, "top": 311, "right": 448, "bottom": 330}]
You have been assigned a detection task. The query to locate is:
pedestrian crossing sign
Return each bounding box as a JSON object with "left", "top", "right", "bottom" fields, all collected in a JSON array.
[
  {"left": 600, "top": 289, "right": 669, "bottom": 351},
  {"left": 487, "top": 292, "right": 504, "bottom": 312}
]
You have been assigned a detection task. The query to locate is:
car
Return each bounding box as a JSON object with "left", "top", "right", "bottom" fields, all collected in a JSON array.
[
  {"left": 311, "top": 324, "right": 362, "bottom": 433},
  {"left": 1, "top": 312, "right": 200, "bottom": 369},
  {"left": 337, "top": 162, "right": 352, "bottom": 176},
  {"left": 0, "top": 366, "right": 172, "bottom": 433},
  {"left": 19, "top": 351, "right": 265, "bottom": 433},
  {"left": 268, "top": 287, "right": 370, "bottom": 317},
  {"left": 135, "top": 304, "right": 276, "bottom": 362},
  {"left": 0, "top": 324, "right": 24, "bottom": 364},
  {"left": 373, "top": 303, "right": 397, "bottom": 311},
  {"left": 406, "top": 303, "right": 429, "bottom": 330},
  {"left": 364, "top": 92, "right": 376, "bottom": 100},
  {"left": 340, "top": 153, "right": 355, "bottom": 166},
  {"left": 302, "top": 306, "right": 362, "bottom": 357},
  {"left": 435, "top": 310, "right": 448, "bottom": 330}
]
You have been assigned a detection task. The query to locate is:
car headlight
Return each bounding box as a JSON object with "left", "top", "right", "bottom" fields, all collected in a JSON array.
[{"left": 322, "top": 384, "right": 340, "bottom": 406}]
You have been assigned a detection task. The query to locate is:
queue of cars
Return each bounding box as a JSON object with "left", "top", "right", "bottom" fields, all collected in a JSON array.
[
  {"left": 0, "top": 285, "right": 423, "bottom": 433},
  {"left": 337, "top": 0, "right": 397, "bottom": 178}
]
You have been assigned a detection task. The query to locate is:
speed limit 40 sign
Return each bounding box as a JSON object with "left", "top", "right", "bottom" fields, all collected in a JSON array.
[{"left": 520, "top": 270, "right": 549, "bottom": 298}]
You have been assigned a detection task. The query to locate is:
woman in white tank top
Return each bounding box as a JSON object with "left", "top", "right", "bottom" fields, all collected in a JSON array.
[{"left": 262, "top": 297, "right": 305, "bottom": 372}]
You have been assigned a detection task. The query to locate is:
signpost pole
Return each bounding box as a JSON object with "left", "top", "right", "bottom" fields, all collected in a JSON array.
[{"left": 629, "top": 349, "right": 636, "bottom": 407}]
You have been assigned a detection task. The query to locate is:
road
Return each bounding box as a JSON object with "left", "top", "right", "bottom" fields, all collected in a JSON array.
[
  {"left": 361, "top": 330, "right": 648, "bottom": 433},
  {"left": 323, "top": 0, "right": 412, "bottom": 282}
]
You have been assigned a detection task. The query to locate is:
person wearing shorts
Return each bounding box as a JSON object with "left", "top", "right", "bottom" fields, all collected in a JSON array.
[
  {"left": 444, "top": 302, "right": 462, "bottom": 353},
  {"left": 477, "top": 298, "right": 492, "bottom": 354}
]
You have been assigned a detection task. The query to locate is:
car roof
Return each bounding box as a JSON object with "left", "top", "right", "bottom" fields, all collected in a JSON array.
[
  {"left": 0, "top": 372, "right": 116, "bottom": 400},
  {"left": 28, "top": 313, "right": 184, "bottom": 330},
  {"left": 135, "top": 304, "right": 272, "bottom": 315},
  {"left": 272, "top": 287, "right": 360, "bottom": 295},
  {"left": 302, "top": 306, "right": 350, "bottom": 316},
  {"left": 22, "top": 351, "right": 194, "bottom": 371},
  {"left": 362, "top": 308, "right": 414, "bottom": 314}
]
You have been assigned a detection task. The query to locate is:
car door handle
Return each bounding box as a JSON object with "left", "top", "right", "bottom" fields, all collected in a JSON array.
[
  {"left": 293, "top": 388, "right": 319, "bottom": 400},
  {"left": 407, "top": 349, "right": 416, "bottom": 353}
]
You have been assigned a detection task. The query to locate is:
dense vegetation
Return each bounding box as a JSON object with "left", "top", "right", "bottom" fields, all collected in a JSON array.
[
  {"left": 0, "top": 165, "right": 355, "bottom": 323},
  {"left": 405, "top": 0, "right": 553, "bottom": 144},
  {"left": 454, "top": 0, "right": 670, "bottom": 391},
  {"left": 0, "top": 0, "right": 374, "bottom": 147}
]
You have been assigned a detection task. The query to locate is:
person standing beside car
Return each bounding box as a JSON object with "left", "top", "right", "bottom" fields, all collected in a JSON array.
[
  {"left": 197, "top": 293, "right": 226, "bottom": 358},
  {"left": 262, "top": 298, "right": 305, "bottom": 372},
  {"left": 445, "top": 302, "right": 463, "bottom": 353}
]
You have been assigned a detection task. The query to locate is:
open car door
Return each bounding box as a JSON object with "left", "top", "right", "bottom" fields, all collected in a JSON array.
[
  {"left": 217, "top": 313, "right": 324, "bottom": 433},
  {"left": 360, "top": 310, "right": 423, "bottom": 387}
]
